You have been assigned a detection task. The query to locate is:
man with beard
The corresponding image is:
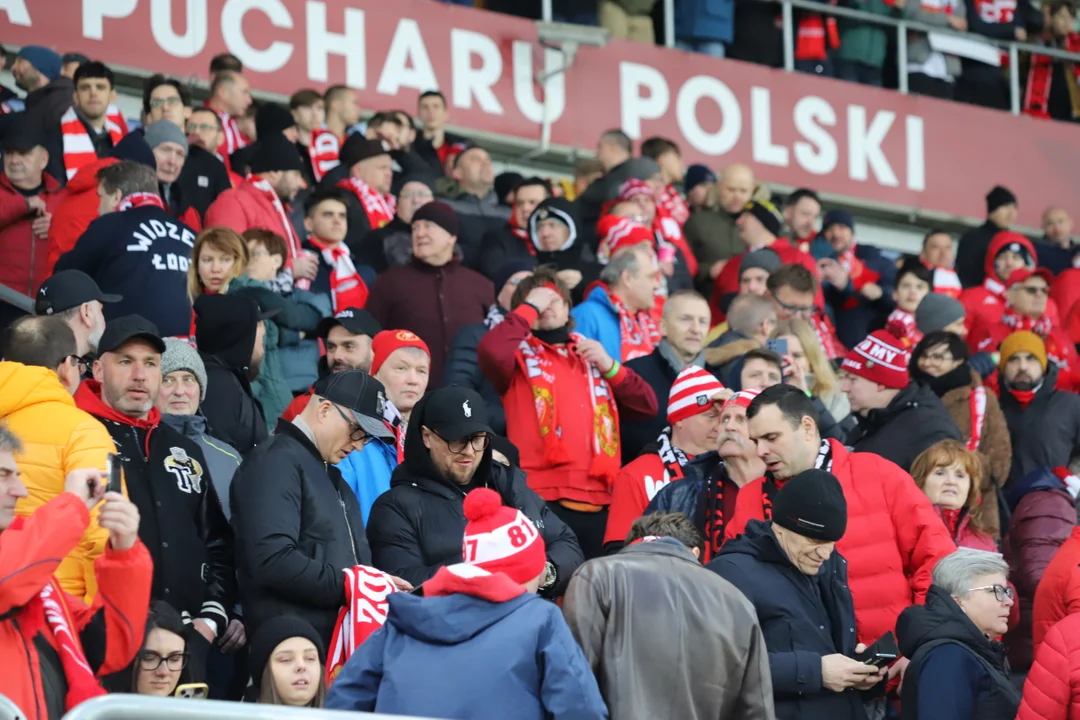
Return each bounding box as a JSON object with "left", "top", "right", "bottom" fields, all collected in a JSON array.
[
  {"left": 194, "top": 294, "right": 276, "bottom": 456},
  {"left": 642, "top": 389, "right": 766, "bottom": 561},
  {"left": 34, "top": 270, "right": 118, "bottom": 359},
  {"left": 9, "top": 46, "right": 68, "bottom": 137},
  {"left": 74, "top": 315, "right": 234, "bottom": 678},
  {"left": 727, "top": 384, "right": 953, "bottom": 653}
]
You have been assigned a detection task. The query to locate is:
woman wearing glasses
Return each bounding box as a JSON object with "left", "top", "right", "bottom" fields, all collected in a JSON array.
[
  {"left": 128, "top": 602, "right": 191, "bottom": 697},
  {"left": 897, "top": 549, "right": 1021, "bottom": 719}
]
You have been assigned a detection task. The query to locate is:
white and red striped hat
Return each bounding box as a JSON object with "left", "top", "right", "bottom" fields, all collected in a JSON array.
[
  {"left": 723, "top": 388, "right": 762, "bottom": 412},
  {"left": 667, "top": 366, "right": 725, "bottom": 425},
  {"left": 840, "top": 330, "right": 910, "bottom": 390},
  {"left": 461, "top": 488, "right": 546, "bottom": 585}
]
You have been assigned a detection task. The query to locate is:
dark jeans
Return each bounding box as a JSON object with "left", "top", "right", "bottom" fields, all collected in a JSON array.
[
  {"left": 955, "top": 77, "right": 1010, "bottom": 111},
  {"left": 909, "top": 73, "right": 955, "bottom": 100},
  {"left": 835, "top": 59, "right": 884, "bottom": 87},
  {"left": 548, "top": 502, "right": 608, "bottom": 561},
  {"left": 796, "top": 57, "right": 835, "bottom": 77}
]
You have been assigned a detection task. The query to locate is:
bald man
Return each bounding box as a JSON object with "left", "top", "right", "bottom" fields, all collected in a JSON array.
[
  {"left": 1038, "top": 206, "right": 1077, "bottom": 275},
  {"left": 683, "top": 163, "right": 755, "bottom": 293}
]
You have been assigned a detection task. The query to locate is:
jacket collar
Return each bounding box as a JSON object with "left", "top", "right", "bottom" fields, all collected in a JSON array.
[
  {"left": 75, "top": 380, "right": 160, "bottom": 431},
  {"left": 619, "top": 537, "right": 701, "bottom": 565},
  {"left": 274, "top": 418, "right": 329, "bottom": 466},
  {"left": 656, "top": 339, "right": 704, "bottom": 375},
  {"left": 160, "top": 412, "right": 208, "bottom": 436}
]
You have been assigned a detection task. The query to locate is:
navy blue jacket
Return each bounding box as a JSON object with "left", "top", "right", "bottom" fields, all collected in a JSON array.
[
  {"left": 643, "top": 451, "right": 736, "bottom": 558},
  {"left": 674, "top": 0, "right": 735, "bottom": 44},
  {"left": 621, "top": 346, "right": 683, "bottom": 464},
  {"left": 326, "top": 574, "right": 607, "bottom": 720},
  {"left": 820, "top": 243, "right": 896, "bottom": 350},
  {"left": 54, "top": 206, "right": 194, "bottom": 337},
  {"left": 708, "top": 521, "right": 868, "bottom": 720}
]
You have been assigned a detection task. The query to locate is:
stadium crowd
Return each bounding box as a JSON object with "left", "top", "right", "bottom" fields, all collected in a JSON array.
[{"left": 0, "top": 39, "right": 1080, "bottom": 720}]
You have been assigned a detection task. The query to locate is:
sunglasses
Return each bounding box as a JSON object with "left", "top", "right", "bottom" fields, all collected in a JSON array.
[{"left": 1021, "top": 285, "right": 1049, "bottom": 297}]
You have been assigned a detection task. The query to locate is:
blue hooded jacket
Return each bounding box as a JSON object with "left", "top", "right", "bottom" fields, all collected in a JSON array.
[
  {"left": 337, "top": 437, "right": 399, "bottom": 525},
  {"left": 571, "top": 285, "right": 623, "bottom": 362},
  {"left": 326, "top": 568, "right": 607, "bottom": 720}
]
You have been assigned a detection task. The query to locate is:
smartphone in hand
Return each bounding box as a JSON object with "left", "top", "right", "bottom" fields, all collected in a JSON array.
[{"left": 106, "top": 453, "right": 123, "bottom": 494}]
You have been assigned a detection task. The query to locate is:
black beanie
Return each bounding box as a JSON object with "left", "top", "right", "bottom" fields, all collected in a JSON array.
[
  {"left": 255, "top": 102, "right": 295, "bottom": 139},
  {"left": 986, "top": 185, "right": 1017, "bottom": 215},
  {"left": 248, "top": 616, "right": 325, "bottom": 692},
  {"left": 411, "top": 200, "right": 459, "bottom": 237},
  {"left": 249, "top": 133, "right": 305, "bottom": 174},
  {"left": 772, "top": 469, "right": 847, "bottom": 542}
]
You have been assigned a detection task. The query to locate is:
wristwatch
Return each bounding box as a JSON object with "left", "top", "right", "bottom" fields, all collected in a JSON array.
[{"left": 539, "top": 561, "right": 557, "bottom": 592}]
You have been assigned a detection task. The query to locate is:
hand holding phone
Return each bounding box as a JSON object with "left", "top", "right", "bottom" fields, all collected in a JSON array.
[
  {"left": 106, "top": 453, "right": 123, "bottom": 494},
  {"left": 174, "top": 683, "right": 209, "bottom": 699},
  {"left": 854, "top": 631, "right": 899, "bottom": 668}
]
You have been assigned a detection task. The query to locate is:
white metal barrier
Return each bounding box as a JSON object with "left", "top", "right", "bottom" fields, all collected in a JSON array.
[{"left": 61, "top": 695, "right": 437, "bottom": 720}]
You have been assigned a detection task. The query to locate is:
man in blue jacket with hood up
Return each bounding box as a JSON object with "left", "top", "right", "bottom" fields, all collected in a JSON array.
[{"left": 326, "top": 485, "right": 607, "bottom": 719}]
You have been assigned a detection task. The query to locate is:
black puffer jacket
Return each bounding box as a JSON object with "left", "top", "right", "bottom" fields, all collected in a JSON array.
[
  {"left": 196, "top": 296, "right": 268, "bottom": 456},
  {"left": 365, "top": 393, "right": 584, "bottom": 597},
  {"left": 848, "top": 381, "right": 962, "bottom": 472},
  {"left": 999, "top": 363, "right": 1080, "bottom": 483},
  {"left": 231, "top": 419, "right": 371, "bottom": 646}
]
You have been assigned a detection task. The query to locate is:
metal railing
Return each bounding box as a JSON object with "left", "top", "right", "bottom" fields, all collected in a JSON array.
[
  {"left": 538, "top": 0, "right": 1080, "bottom": 117},
  {"left": 62, "top": 695, "right": 438, "bottom": 720}
]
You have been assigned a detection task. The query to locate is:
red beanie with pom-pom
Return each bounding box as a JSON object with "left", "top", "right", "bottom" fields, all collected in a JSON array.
[{"left": 461, "top": 488, "right": 547, "bottom": 585}]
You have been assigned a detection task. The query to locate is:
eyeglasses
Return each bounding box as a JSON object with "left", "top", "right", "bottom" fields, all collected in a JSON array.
[
  {"left": 966, "top": 584, "right": 1015, "bottom": 603},
  {"left": 138, "top": 651, "right": 189, "bottom": 672},
  {"left": 186, "top": 123, "right": 218, "bottom": 134},
  {"left": 149, "top": 97, "right": 184, "bottom": 109},
  {"left": 1022, "top": 285, "right": 1049, "bottom": 297},
  {"left": 921, "top": 351, "right": 954, "bottom": 365},
  {"left": 773, "top": 297, "right": 816, "bottom": 318},
  {"left": 63, "top": 354, "right": 89, "bottom": 372},
  {"left": 435, "top": 431, "right": 490, "bottom": 455},
  {"left": 332, "top": 403, "right": 374, "bottom": 445}
]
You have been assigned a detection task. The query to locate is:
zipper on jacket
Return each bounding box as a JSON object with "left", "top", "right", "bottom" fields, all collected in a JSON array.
[
  {"left": 13, "top": 617, "right": 43, "bottom": 720},
  {"left": 328, "top": 462, "right": 360, "bottom": 566}
]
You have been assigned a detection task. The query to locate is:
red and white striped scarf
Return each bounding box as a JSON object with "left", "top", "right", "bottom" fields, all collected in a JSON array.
[
  {"left": 326, "top": 566, "right": 397, "bottom": 685},
  {"left": 308, "top": 128, "right": 342, "bottom": 182},
  {"left": 811, "top": 312, "right": 846, "bottom": 360},
  {"left": 931, "top": 266, "right": 963, "bottom": 298},
  {"left": 117, "top": 192, "right": 166, "bottom": 212},
  {"left": 247, "top": 176, "right": 302, "bottom": 261},
  {"left": 210, "top": 107, "right": 250, "bottom": 156},
  {"left": 657, "top": 184, "right": 689, "bottom": 227},
  {"left": 967, "top": 386, "right": 987, "bottom": 452},
  {"left": 106, "top": 103, "right": 129, "bottom": 136},
  {"left": 60, "top": 106, "right": 124, "bottom": 181},
  {"left": 885, "top": 308, "right": 923, "bottom": 348},
  {"left": 609, "top": 290, "right": 661, "bottom": 362},
  {"left": 308, "top": 236, "right": 369, "bottom": 313},
  {"left": 338, "top": 177, "right": 396, "bottom": 231}
]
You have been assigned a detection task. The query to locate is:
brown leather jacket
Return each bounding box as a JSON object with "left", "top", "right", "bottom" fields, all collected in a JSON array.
[{"left": 562, "top": 540, "right": 775, "bottom": 720}]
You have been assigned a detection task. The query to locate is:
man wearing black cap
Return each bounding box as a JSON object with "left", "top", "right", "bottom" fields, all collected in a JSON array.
[
  {"left": 228, "top": 102, "right": 297, "bottom": 178},
  {"left": 957, "top": 185, "right": 1019, "bottom": 289},
  {"left": 194, "top": 294, "right": 275, "bottom": 457},
  {"left": 231, "top": 370, "right": 400, "bottom": 645},
  {"left": 35, "top": 269, "right": 121, "bottom": 357},
  {"left": 327, "top": 135, "right": 395, "bottom": 251},
  {"left": 710, "top": 469, "right": 887, "bottom": 719},
  {"left": 1, "top": 121, "right": 63, "bottom": 296},
  {"left": 367, "top": 200, "right": 494, "bottom": 384},
  {"left": 446, "top": 261, "right": 534, "bottom": 435},
  {"left": 366, "top": 386, "right": 583, "bottom": 597},
  {"left": 74, "top": 314, "right": 235, "bottom": 670},
  {"left": 53, "top": 160, "right": 195, "bottom": 337}
]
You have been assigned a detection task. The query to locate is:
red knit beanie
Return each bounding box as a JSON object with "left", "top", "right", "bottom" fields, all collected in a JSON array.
[
  {"left": 840, "top": 330, "right": 910, "bottom": 389},
  {"left": 462, "top": 488, "right": 547, "bottom": 585},
  {"left": 667, "top": 366, "right": 725, "bottom": 424},
  {"left": 371, "top": 329, "right": 430, "bottom": 376}
]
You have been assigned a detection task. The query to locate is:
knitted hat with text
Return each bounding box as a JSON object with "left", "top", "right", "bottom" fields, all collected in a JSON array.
[
  {"left": 840, "top": 330, "right": 910, "bottom": 389},
  {"left": 462, "top": 488, "right": 546, "bottom": 585},
  {"left": 667, "top": 366, "right": 725, "bottom": 425}
]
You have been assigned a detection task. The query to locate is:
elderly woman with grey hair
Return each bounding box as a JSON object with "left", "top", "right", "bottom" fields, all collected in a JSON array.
[{"left": 896, "top": 548, "right": 1021, "bottom": 719}]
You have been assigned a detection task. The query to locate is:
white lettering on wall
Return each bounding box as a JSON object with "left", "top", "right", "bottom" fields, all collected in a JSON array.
[
  {"left": 848, "top": 106, "right": 898, "bottom": 187},
  {"left": 906, "top": 115, "right": 925, "bottom": 191},
  {"left": 377, "top": 19, "right": 438, "bottom": 96},
  {"left": 751, "top": 87, "right": 788, "bottom": 167},
  {"left": 151, "top": 0, "right": 207, "bottom": 59},
  {"left": 513, "top": 42, "right": 566, "bottom": 125},
  {"left": 676, "top": 75, "right": 740, "bottom": 156},
  {"left": 0, "top": 0, "right": 30, "bottom": 26},
  {"left": 306, "top": 1, "right": 365, "bottom": 88},
  {"left": 619, "top": 62, "right": 669, "bottom": 139},
  {"left": 83, "top": 0, "right": 137, "bottom": 40},
  {"left": 792, "top": 96, "right": 837, "bottom": 176},
  {"left": 221, "top": 0, "right": 293, "bottom": 73},
  {"left": 450, "top": 28, "right": 503, "bottom": 115}
]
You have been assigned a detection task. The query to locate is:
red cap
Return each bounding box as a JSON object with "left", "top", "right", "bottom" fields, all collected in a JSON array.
[
  {"left": 596, "top": 215, "right": 655, "bottom": 263},
  {"left": 462, "top": 488, "right": 547, "bottom": 585},
  {"left": 840, "top": 330, "right": 911, "bottom": 390},
  {"left": 1005, "top": 267, "right": 1053, "bottom": 289},
  {"left": 371, "top": 329, "right": 430, "bottom": 376}
]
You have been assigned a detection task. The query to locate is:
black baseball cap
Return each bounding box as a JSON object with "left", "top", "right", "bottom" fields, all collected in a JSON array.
[
  {"left": 36, "top": 270, "right": 122, "bottom": 316},
  {"left": 313, "top": 370, "right": 395, "bottom": 441},
  {"left": 3, "top": 120, "right": 46, "bottom": 153},
  {"left": 316, "top": 307, "right": 381, "bottom": 340},
  {"left": 422, "top": 386, "right": 492, "bottom": 441},
  {"left": 97, "top": 315, "right": 166, "bottom": 355}
]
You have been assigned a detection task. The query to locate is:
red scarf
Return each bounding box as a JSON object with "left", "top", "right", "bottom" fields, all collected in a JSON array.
[
  {"left": 811, "top": 313, "right": 846, "bottom": 360},
  {"left": 11, "top": 565, "right": 106, "bottom": 711},
  {"left": 1001, "top": 308, "right": 1068, "bottom": 369},
  {"left": 657, "top": 184, "right": 689, "bottom": 227},
  {"left": 326, "top": 566, "right": 396, "bottom": 685},
  {"left": 117, "top": 192, "right": 166, "bottom": 212},
  {"left": 1024, "top": 33, "right": 1080, "bottom": 119},
  {"left": 654, "top": 207, "right": 699, "bottom": 277},
  {"left": 508, "top": 214, "right": 531, "bottom": 250},
  {"left": 609, "top": 290, "right": 661, "bottom": 362},
  {"left": 338, "top": 177, "right": 396, "bottom": 232},
  {"left": 514, "top": 332, "right": 620, "bottom": 486},
  {"left": 885, "top": 308, "right": 922, "bottom": 348},
  {"left": 967, "top": 386, "right": 987, "bottom": 452},
  {"left": 794, "top": 12, "right": 841, "bottom": 61},
  {"left": 308, "top": 237, "right": 369, "bottom": 312},
  {"left": 247, "top": 176, "right": 302, "bottom": 262},
  {"left": 207, "top": 105, "right": 250, "bottom": 156},
  {"left": 106, "top": 104, "right": 129, "bottom": 135},
  {"left": 60, "top": 106, "right": 124, "bottom": 181},
  {"left": 837, "top": 242, "right": 883, "bottom": 310},
  {"left": 1008, "top": 388, "right": 1037, "bottom": 409},
  {"left": 308, "top": 128, "right": 342, "bottom": 182},
  {"left": 931, "top": 266, "right": 963, "bottom": 298}
]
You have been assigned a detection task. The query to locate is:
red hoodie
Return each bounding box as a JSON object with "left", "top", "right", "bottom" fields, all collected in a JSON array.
[
  {"left": 46, "top": 157, "right": 119, "bottom": 273},
  {"left": 960, "top": 232, "right": 1061, "bottom": 331}
]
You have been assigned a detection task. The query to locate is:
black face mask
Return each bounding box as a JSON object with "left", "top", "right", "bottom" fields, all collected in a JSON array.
[
  {"left": 911, "top": 361, "right": 971, "bottom": 397},
  {"left": 533, "top": 326, "right": 571, "bottom": 345}
]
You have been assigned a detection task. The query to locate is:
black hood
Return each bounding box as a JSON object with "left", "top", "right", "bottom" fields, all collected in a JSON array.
[
  {"left": 859, "top": 381, "right": 940, "bottom": 431},
  {"left": 194, "top": 295, "right": 260, "bottom": 373},
  {"left": 390, "top": 391, "right": 494, "bottom": 492},
  {"left": 896, "top": 585, "right": 1008, "bottom": 669}
]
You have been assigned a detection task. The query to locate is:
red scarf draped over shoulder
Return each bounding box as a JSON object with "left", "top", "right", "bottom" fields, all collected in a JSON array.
[
  {"left": 338, "top": 177, "right": 396, "bottom": 231},
  {"left": 609, "top": 290, "right": 661, "bottom": 362},
  {"left": 1024, "top": 33, "right": 1080, "bottom": 119}
]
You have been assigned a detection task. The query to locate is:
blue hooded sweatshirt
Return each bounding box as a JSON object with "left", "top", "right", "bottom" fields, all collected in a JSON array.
[
  {"left": 337, "top": 437, "right": 398, "bottom": 525},
  {"left": 571, "top": 285, "right": 623, "bottom": 362},
  {"left": 326, "top": 565, "right": 607, "bottom": 720}
]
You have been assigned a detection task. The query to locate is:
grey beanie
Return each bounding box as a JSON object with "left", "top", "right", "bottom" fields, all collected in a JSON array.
[
  {"left": 740, "top": 248, "right": 783, "bottom": 277},
  {"left": 915, "top": 293, "right": 966, "bottom": 335},
  {"left": 144, "top": 120, "right": 189, "bottom": 153},
  {"left": 161, "top": 337, "right": 207, "bottom": 402}
]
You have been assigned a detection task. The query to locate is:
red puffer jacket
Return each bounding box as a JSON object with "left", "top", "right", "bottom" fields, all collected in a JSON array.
[
  {"left": 1033, "top": 527, "right": 1080, "bottom": 657},
  {"left": 1018, "top": 612, "right": 1080, "bottom": 720},
  {"left": 0, "top": 173, "right": 65, "bottom": 297},
  {"left": 727, "top": 440, "right": 955, "bottom": 646}
]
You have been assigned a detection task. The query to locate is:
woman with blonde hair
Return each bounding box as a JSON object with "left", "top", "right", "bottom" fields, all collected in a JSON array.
[
  {"left": 769, "top": 318, "right": 851, "bottom": 424},
  {"left": 187, "top": 226, "right": 249, "bottom": 302},
  {"left": 911, "top": 440, "right": 997, "bottom": 552}
]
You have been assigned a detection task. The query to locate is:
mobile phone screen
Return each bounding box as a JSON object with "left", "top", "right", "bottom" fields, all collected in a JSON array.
[{"left": 106, "top": 453, "right": 122, "bottom": 494}]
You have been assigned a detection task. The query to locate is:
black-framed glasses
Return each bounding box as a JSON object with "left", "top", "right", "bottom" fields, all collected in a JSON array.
[
  {"left": 966, "top": 584, "right": 1015, "bottom": 603},
  {"left": 435, "top": 431, "right": 491, "bottom": 455},
  {"left": 138, "top": 650, "right": 189, "bottom": 672},
  {"left": 62, "top": 354, "right": 89, "bottom": 372},
  {"left": 772, "top": 297, "right": 815, "bottom": 318},
  {"left": 331, "top": 403, "right": 374, "bottom": 445}
]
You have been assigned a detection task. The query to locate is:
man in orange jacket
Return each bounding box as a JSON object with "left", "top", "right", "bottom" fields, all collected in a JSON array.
[{"left": 0, "top": 423, "right": 152, "bottom": 719}]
